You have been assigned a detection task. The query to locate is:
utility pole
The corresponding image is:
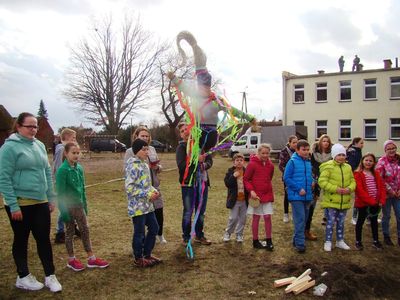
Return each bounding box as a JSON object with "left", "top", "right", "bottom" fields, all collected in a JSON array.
[{"left": 241, "top": 87, "right": 248, "bottom": 113}]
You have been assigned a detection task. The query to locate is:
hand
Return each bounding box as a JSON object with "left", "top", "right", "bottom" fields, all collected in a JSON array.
[
  {"left": 233, "top": 171, "right": 240, "bottom": 177},
  {"left": 343, "top": 188, "right": 351, "bottom": 195},
  {"left": 299, "top": 189, "right": 306, "bottom": 196},
  {"left": 250, "top": 191, "right": 258, "bottom": 199},
  {"left": 11, "top": 210, "right": 23, "bottom": 221},
  {"left": 167, "top": 71, "right": 175, "bottom": 80},
  {"left": 150, "top": 191, "right": 160, "bottom": 201},
  {"left": 198, "top": 154, "right": 206, "bottom": 163},
  {"left": 49, "top": 202, "right": 55, "bottom": 213},
  {"left": 312, "top": 182, "right": 316, "bottom": 189},
  {"left": 336, "top": 188, "right": 344, "bottom": 194}
]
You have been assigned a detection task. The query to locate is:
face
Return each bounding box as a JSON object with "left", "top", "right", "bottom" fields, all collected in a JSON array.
[
  {"left": 385, "top": 144, "right": 397, "bottom": 157},
  {"left": 258, "top": 147, "right": 270, "bottom": 162},
  {"left": 234, "top": 157, "right": 245, "bottom": 169},
  {"left": 65, "top": 146, "right": 80, "bottom": 164},
  {"left": 179, "top": 125, "right": 190, "bottom": 141},
  {"left": 137, "top": 130, "right": 150, "bottom": 143},
  {"left": 65, "top": 133, "right": 77, "bottom": 143},
  {"left": 321, "top": 138, "right": 330, "bottom": 152},
  {"left": 355, "top": 139, "right": 364, "bottom": 149},
  {"left": 136, "top": 146, "right": 149, "bottom": 160},
  {"left": 362, "top": 155, "right": 375, "bottom": 170},
  {"left": 289, "top": 138, "right": 298, "bottom": 150},
  {"left": 17, "top": 116, "right": 38, "bottom": 139},
  {"left": 334, "top": 153, "right": 346, "bottom": 164},
  {"left": 297, "top": 146, "right": 310, "bottom": 159}
]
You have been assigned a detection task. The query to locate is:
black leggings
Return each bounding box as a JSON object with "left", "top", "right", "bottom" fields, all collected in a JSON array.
[
  {"left": 5, "top": 203, "right": 55, "bottom": 277},
  {"left": 154, "top": 207, "right": 164, "bottom": 236},
  {"left": 283, "top": 183, "right": 289, "bottom": 214},
  {"left": 199, "top": 126, "right": 218, "bottom": 153},
  {"left": 305, "top": 202, "right": 315, "bottom": 230},
  {"left": 355, "top": 206, "right": 379, "bottom": 242}
]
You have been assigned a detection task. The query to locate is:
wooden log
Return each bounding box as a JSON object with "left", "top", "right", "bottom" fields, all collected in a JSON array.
[
  {"left": 284, "top": 275, "right": 312, "bottom": 293},
  {"left": 296, "top": 268, "right": 311, "bottom": 281},
  {"left": 293, "top": 280, "right": 316, "bottom": 295},
  {"left": 273, "top": 276, "right": 297, "bottom": 288}
]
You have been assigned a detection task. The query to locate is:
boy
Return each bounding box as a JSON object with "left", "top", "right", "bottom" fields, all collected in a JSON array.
[
  {"left": 125, "top": 139, "right": 161, "bottom": 267},
  {"left": 53, "top": 128, "right": 79, "bottom": 244},
  {"left": 283, "top": 140, "right": 315, "bottom": 253},
  {"left": 223, "top": 153, "right": 248, "bottom": 243}
]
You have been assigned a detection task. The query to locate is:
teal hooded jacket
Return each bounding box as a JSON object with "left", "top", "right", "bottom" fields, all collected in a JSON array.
[{"left": 0, "top": 133, "right": 55, "bottom": 212}]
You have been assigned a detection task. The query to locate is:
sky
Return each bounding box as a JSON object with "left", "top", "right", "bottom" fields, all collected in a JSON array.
[{"left": 0, "top": 0, "right": 399, "bottom": 131}]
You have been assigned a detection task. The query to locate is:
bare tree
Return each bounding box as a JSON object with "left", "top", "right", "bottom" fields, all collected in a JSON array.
[{"left": 64, "top": 15, "right": 165, "bottom": 134}]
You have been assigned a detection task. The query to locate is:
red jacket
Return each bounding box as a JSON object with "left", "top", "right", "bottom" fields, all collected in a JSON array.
[
  {"left": 354, "top": 170, "right": 386, "bottom": 208},
  {"left": 244, "top": 155, "right": 274, "bottom": 203}
]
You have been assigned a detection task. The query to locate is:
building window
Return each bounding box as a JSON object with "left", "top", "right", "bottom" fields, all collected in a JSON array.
[
  {"left": 316, "top": 83, "right": 327, "bottom": 102},
  {"left": 364, "top": 79, "right": 376, "bottom": 100},
  {"left": 293, "top": 121, "right": 305, "bottom": 126},
  {"left": 390, "top": 77, "right": 400, "bottom": 99},
  {"left": 340, "top": 80, "right": 351, "bottom": 101},
  {"left": 316, "top": 120, "right": 327, "bottom": 139},
  {"left": 339, "top": 120, "right": 351, "bottom": 140},
  {"left": 294, "top": 84, "right": 304, "bottom": 103},
  {"left": 390, "top": 118, "right": 400, "bottom": 139},
  {"left": 364, "top": 119, "right": 377, "bottom": 140}
]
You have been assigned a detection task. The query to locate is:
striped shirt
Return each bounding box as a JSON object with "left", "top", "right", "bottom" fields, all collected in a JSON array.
[{"left": 364, "top": 171, "right": 377, "bottom": 200}]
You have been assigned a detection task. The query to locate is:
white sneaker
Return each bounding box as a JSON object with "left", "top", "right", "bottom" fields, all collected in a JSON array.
[
  {"left": 283, "top": 214, "right": 289, "bottom": 223},
  {"left": 16, "top": 274, "right": 44, "bottom": 291},
  {"left": 236, "top": 234, "right": 244, "bottom": 243},
  {"left": 351, "top": 217, "right": 357, "bottom": 225},
  {"left": 45, "top": 274, "right": 62, "bottom": 293},
  {"left": 157, "top": 235, "right": 167, "bottom": 244},
  {"left": 223, "top": 232, "right": 231, "bottom": 242},
  {"left": 324, "top": 241, "right": 332, "bottom": 252},
  {"left": 377, "top": 218, "right": 382, "bottom": 224},
  {"left": 336, "top": 240, "right": 351, "bottom": 250}
]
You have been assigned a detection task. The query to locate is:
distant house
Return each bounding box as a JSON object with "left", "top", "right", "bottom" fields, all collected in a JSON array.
[
  {"left": 0, "top": 105, "right": 14, "bottom": 147},
  {"left": 36, "top": 117, "right": 54, "bottom": 152}
]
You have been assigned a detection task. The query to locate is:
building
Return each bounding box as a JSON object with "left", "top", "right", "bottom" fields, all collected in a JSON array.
[
  {"left": 35, "top": 117, "right": 54, "bottom": 152},
  {"left": 0, "top": 105, "right": 14, "bottom": 147},
  {"left": 282, "top": 60, "right": 400, "bottom": 155}
]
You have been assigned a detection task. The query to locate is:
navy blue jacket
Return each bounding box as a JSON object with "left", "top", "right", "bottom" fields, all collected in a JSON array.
[{"left": 346, "top": 146, "right": 362, "bottom": 171}]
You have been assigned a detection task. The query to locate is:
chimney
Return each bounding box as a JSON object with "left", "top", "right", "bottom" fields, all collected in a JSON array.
[
  {"left": 383, "top": 59, "right": 392, "bottom": 69},
  {"left": 317, "top": 70, "right": 325, "bottom": 74}
]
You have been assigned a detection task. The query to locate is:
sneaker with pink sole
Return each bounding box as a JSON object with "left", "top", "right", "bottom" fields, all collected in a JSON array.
[
  {"left": 87, "top": 257, "right": 109, "bottom": 268},
  {"left": 67, "top": 258, "right": 85, "bottom": 272}
]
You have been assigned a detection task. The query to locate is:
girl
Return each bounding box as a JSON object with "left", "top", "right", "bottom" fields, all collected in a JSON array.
[
  {"left": 124, "top": 126, "right": 167, "bottom": 244},
  {"left": 278, "top": 135, "right": 298, "bottom": 223},
  {"left": 244, "top": 144, "right": 275, "bottom": 250},
  {"left": 56, "top": 142, "right": 109, "bottom": 271},
  {"left": 319, "top": 143, "right": 356, "bottom": 252},
  {"left": 354, "top": 153, "right": 386, "bottom": 250}
]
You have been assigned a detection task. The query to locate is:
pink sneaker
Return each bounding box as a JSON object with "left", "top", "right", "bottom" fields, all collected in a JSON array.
[
  {"left": 87, "top": 257, "right": 109, "bottom": 268},
  {"left": 67, "top": 259, "right": 85, "bottom": 272}
]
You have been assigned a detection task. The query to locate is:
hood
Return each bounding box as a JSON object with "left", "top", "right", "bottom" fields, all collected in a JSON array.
[
  {"left": 292, "top": 152, "right": 309, "bottom": 161},
  {"left": 249, "top": 154, "right": 269, "bottom": 165},
  {"left": 5, "top": 133, "right": 35, "bottom": 145},
  {"left": 311, "top": 142, "right": 319, "bottom": 153}
]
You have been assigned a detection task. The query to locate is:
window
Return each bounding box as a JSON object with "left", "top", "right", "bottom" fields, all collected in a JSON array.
[
  {"left": 390, "top": 118, "right": 400, "bottom": 139},
  {"left": 364, "top": 119, "right": 377, "bottom": 140},
  {"left": 293, "top": 121, "right": 305, "bottom": 126},
  {"left": 364, "top": 79, "right": 376, "bottom": 100},
  {"left": 316, "top": 120, "right": 327, "bottom": 139},
  {"left": 294, "top": 84, "right": 304, "bottom": 103},
  {"left": 340, "top": 80, "right": 351, "bottom": 101},
  {"left": 316, "top": 83, "right": 327, "bottom": 102},
  {"left": 390, "top": 77, "right": 400, "bottom": 99},
  {"left": 339, "top": 120, "right": 351, "bottom": 140},
  {"left": 250, "top": 136, "right": 258, "bottom": 145}
]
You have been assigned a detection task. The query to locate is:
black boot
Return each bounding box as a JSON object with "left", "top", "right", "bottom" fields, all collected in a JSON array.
[
  {"left": 253, "top": 240, "right": 266, "bottom": 249},
  {"left": 384, "top": 236, "right": 394, "bottom": 246},
  {"left": 54, "top": 232, "right": 65, "bottom": 244},
  {"left": 265, "top": 238, "right": 274, "bottom": 251}
]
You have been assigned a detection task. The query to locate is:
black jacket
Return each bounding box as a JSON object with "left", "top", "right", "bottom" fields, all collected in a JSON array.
[{"left": 224, "top": 166, "right": 249, "bottom": 209}]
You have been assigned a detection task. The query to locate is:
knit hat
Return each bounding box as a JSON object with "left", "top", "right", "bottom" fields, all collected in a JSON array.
[
  {"left": 383, "top": 140, "right": 396, "bottom": 151},
  {"left": 331, "top": 143, "right": 346, "bottom": 159},
  {"left": 131, "top": 139, "right": 148, "bottom": 155}
]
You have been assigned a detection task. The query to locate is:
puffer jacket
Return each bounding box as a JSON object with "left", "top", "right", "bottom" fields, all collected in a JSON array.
[
  {"left": 354, "top": 170, "right": 386, "bottom": 208},
  {"left": 283, "top": 153, "right": 314, "bottom": 202},
  {"left": 243, "top": 155, "right": 274, "bottom": 203},
  {"left": 318, "top": 160, "right": 356, "bottom": 210},
  {"left": 346, "top": 146, "right": 362, "bottom": 171}
]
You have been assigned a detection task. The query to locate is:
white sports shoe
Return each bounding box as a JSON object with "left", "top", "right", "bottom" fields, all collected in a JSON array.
[
  {"left": 223, "top": 232, "right": 231, "bottom": 242},
  {"left": 16, "top": 274, "right": 44, "bottom": 291},
  {"left": 236, "top": 234, "right": 244, "bottom": 243},
  {"left": 336, "top": 240, "right": 351, "bottom": 250},
  {"left": 45, "top": 274, "right": 62, "bottom": 293},
  {"left": 283, "top": 214, "right": 289, "bottom": 223},
  {"left": 324, "top": 241, "right": 332, "bottom": 252},
  {"left": 157, "top": 235, "right": 167, "bottom": 244},
  {"left": 351, "top": 218, "right": 357, "bottom": 225}
]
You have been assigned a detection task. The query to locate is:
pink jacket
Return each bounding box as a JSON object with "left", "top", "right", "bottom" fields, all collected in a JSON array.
[
  {"left": 244, "top": 155, "right": 274, "bottom": 203},
  {"left": 376, "top": 155, "right": 400, "bottom": 196}
]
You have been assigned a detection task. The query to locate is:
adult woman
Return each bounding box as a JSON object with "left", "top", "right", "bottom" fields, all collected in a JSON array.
[
  {"left": 376, "top": 140, "right": 400, "bottom": 246},
  {"left": 124, "top": 126, "right": 167, "bottom": 244},
  {"left": 0, "top": 112, "right": 62, "bottom": 292}
]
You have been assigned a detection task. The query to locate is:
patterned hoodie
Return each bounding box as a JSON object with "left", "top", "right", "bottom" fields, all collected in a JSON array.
[
  {"left": 125, "top": 155, "right": 158, "bottom": 217},
  {"left": 376, "top": 154, "right": 400, "bottom": 196}
]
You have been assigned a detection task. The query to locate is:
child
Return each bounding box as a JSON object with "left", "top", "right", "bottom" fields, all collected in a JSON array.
[
  {"left": 223, "top": 153, "right": 249, "bottom": 243},
  {"left": 283, "top": 140, "right": 314, "bottom": 253},
  {"left": 279, "top": 135, "right": 298, "bottom": 223},
  {"left": 244, "top": 144, "right": 274, "bottom": 250},
  {"left": 354, "top": 153, "right": 386, "bottom": 250},
  {"left": 56, "top": 142, "right": 109, "bottom": 271},
  {"left": 53, "top": 128, "right": 79, "bottom": 244},
  {"left": 318, "top": 143, "right": 356, "bottom": 252},
  {"left": 125, "top": 139, "right": 161, "bottom": 267}
]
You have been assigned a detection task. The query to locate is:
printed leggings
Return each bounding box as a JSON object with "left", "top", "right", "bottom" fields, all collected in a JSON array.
[
  {"left": 65, "top": 207, "right": 92, "bottom": 257},
  {"left": 325, "top": 208, "right": 347, "bottom": 242}
]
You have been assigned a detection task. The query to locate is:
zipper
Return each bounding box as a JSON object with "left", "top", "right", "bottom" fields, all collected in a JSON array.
[
  {"left": 304, "top": 160, "right": 307, "bottom": 201},
  {"left": 340, "top": 164, "right": 344, "bottom": 210}
]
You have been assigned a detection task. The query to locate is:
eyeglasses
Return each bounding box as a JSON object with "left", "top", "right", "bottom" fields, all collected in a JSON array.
[
  {"left": 21, "top": 125, "right": 39, "bottom": 129},
  {"left": 386, "top": 147, "right": 397, "bottom": 151}
]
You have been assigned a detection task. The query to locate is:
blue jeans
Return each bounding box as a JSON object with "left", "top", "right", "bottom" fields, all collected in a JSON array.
[
  {"left": 382, "top": 196, "right": 400, "bottom": 239},
  {"left": 131, "top": 212, "right": 159, "bottom": 259},
  {"left": 56, "top": 212, "right": 64, "bottom": 233},
  {"left": 181, "top": 185, "right": 208, "bottom": 241},
  {"left": 290, "top": 201, "right": 311, "bottom": 248}
]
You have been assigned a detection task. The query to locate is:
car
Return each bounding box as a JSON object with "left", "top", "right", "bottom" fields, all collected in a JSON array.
[
  {"left": 150, "top": 140, "right": 171, "bottom": 152},
  {"left": 90, "top": 138, "right": 126, "bottom": 153}
]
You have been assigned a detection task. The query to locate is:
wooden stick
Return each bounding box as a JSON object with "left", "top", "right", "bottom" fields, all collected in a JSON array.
[
  {"left": 293, "top": 280, "right": 316, "bottom": 295},
  {"left": 284, "top": 275, "right": 311, "bottom": 293},
  {"left": 296, "top": 268, "right": 311, "bottom": 281},
  {"left": 273, "top": 276, "right": 297, "bottom": 288}
]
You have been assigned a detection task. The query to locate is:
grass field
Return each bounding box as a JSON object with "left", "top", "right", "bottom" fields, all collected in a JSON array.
[{"left": 1, "top": 152, "right": 400, "bottom": 299}]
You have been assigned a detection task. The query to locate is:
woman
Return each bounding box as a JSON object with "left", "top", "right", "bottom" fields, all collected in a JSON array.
[
  {"left": 376, "top": 140, "right": 400, "bottom": 246},
  {"left": 0, "top": 112, "right": 62, "bottom": 292},
  {"left": 124, "top": 126, "right": 167, "bottom": 244}
]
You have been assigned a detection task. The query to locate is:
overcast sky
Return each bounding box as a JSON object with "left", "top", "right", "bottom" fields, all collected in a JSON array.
[{"left": 0, "top": 0, "right": 399, "bottom": 131}]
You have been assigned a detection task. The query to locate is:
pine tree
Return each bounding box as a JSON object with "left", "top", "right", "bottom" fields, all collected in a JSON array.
[{"left": 37, "top": 99, "right": 48, "bottom": 119}]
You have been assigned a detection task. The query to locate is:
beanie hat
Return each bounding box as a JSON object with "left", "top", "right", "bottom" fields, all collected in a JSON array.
[
  {"left": 383, "top": 140, "right": 396, "bottom": 151},
  {"left": 331, "top": 143, "right": 346, "bottom": 159},
  {"left": 131, "top": 139, "right": 148, "bottom": 155}
]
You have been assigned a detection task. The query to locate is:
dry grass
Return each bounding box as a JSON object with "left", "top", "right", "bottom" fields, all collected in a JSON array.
[{"left": 1, "top": 153, "right": 400, "bottom": 299}]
